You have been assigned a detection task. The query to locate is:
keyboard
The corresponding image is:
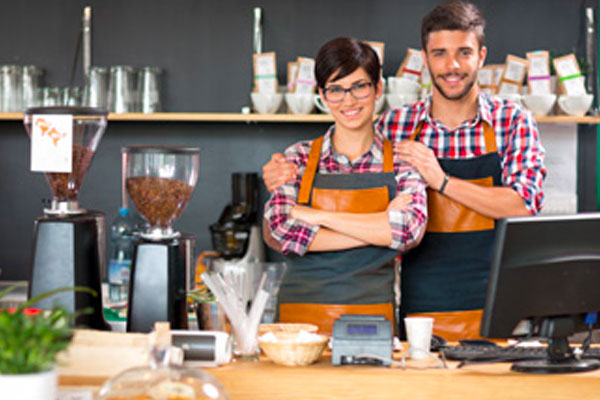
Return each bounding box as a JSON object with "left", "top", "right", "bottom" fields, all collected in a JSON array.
[{"left": 441, "top": 344, "right": 600, "bottom": 362}]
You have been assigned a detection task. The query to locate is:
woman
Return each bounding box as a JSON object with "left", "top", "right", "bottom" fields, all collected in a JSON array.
[{"left": 263, "top": 37, "right": 427, "bottom": 334}]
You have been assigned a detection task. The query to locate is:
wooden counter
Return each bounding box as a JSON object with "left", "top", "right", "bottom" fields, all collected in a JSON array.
[{"left": 60, "top": 354, "right": 600, "bottom": 400}]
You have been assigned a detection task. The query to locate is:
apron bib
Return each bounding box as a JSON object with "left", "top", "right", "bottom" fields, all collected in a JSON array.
[
  {"left": 401, "top": 121, "right": 502, "bottom": 340},
  {"left": 279, "top": 135, "right": 398, "bottom": 334}
]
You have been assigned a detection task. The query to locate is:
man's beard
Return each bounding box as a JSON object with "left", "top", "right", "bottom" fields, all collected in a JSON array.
[{"left": 431, "top": 71, "right": 477, "bottom": 101}]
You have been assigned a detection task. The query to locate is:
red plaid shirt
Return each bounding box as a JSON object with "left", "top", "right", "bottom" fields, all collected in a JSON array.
[
  {"left": 264, "top": 126, "right": 427, "bottom": 256},
  {"left": 376, "top": 93, "right": 546, "bottom": 213}
]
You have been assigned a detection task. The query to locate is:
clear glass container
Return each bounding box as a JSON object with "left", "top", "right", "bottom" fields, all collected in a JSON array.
[
  {"left": 83, "top": 66, "right": 108, "bottom": 109},
  {"left": 0, "top": 64, "right": 22, "bottom": 112},
  {"left": 123, "top": 146, "right": 200, "bottom": 239},
  {"left": 23, "top": 106, "right": 108, "bottom": 214},
  {"left": 98, "top": 346, "right": 229, "bottom": 400},
  {"left": 21, "top": 65, "right": 44, "bottom": 110},
  {"left": 42, "top": 87, "right": 62, "bottom": 106},
  {"left": 108, "top": 65, "right": 136, "bottom": 113},
  {"left": 139, "top": 66, "right": 162, "bottom": 113}
]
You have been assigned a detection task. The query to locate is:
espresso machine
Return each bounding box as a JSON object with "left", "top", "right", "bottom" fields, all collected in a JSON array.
[
  {"left": 23, "top": 106, "right": 109, "bottom": 330},
  {"left": 124, "top": 146, "right": 199, "bottom": 332}
]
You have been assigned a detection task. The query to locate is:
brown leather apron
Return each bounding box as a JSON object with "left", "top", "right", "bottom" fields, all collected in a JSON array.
[
  {"left": 278, "top": 134, "right": 399, "bottom": 335},
  {"left": 400, "top": 121, "right": 502, "bottom": 341}
]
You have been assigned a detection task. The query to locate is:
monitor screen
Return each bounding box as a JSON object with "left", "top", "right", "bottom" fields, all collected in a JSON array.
[{"left": 481, "top": 213, "right": 600, "bottom": 339}]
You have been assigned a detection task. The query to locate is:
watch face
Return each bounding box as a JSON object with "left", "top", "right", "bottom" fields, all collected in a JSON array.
[{"left": 347, "top": 324, "right": 377, "bottom": 335}]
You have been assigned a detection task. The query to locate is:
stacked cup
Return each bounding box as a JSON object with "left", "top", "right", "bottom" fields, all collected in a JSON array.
[{"left": 386, "top": 77, "right": 421, "bottom": 109}]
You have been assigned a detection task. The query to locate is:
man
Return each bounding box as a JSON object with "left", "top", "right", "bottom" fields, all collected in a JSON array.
[{"left": 262, "top": 0, "right": 546, "bottom": 340}]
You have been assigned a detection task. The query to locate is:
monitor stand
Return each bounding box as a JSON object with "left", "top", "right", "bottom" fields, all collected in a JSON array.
[{"left": 512, "top": 319, "right": 600, "bottom": 374}]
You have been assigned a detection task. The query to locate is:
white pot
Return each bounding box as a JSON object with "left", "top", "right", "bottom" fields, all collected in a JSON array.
[{"left": 0, "top": 369, "right": 57, "bottom": 400}]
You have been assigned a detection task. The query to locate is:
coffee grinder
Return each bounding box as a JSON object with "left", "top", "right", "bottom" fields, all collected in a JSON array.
[
  {"left": 23, "top": 106, "right": 109, "bottom": 330},
  {"left": 124, "top": 146, "right": 199, "bottom": 332}
]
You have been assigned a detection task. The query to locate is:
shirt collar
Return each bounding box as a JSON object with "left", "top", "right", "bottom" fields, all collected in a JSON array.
[
  {"left": 418, "top": 91, "right": 493, "bottom": 128},
  {"left": 322, "top": 124, "right": 385, "bottom": 161}
]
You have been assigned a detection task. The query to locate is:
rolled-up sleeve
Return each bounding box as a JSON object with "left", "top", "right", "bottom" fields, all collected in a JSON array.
[
  {"left": 388, "top": 160, "right": 428, "bottom": 252},
  {"left": 502, "top": 109, "right": 546, "bottom": 214},
  {"left": 263, "top": 143, "right": 320, "bottom": 256}
]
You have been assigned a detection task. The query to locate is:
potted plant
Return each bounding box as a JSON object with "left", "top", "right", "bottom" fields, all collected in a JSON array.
[{"left": 0, "top": 284, "right": 94, "bottom": 400}]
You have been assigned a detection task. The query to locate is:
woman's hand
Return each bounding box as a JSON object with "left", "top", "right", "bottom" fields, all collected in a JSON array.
[
  {"left": 387, "top": 193, "right": 413, "bottom": 212},
  {"left": 262, "top": 153, "right": 298, "bottom": 192},
  {"left": 291, "top": 205, "right": 322, "bottom": 225}
]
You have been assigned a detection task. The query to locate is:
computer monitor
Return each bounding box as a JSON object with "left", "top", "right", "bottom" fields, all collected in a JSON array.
[{"left": 480, "top": 213, "right": 600, "bottom": 373}]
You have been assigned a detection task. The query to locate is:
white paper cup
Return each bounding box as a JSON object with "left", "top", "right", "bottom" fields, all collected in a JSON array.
[{"left": 404, "top": 317, "right": 434, "bottom": 360}]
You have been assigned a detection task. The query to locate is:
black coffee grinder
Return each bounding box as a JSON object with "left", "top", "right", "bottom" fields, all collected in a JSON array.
[
  {"left": 124, "top": 146, "right": 200, "bottom": 332},
  {"left": 23, "top": 107, "right": 109, "bottom": 330}
]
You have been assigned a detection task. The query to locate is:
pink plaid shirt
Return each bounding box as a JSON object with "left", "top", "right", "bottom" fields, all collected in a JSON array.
[
  {"left": 376, "top": 93, "right": 546, "bottom": 213},
  {"left": 264, "top": 126, "right": 427, "bottom": 256}
]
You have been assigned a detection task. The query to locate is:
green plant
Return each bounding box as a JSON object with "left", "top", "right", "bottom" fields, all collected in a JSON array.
[
  {"left": 0, "top": 285, "right": 95, "bottom": 374},
  {"left": 187, "top": 284, "right": 215, "bottom": 304}
]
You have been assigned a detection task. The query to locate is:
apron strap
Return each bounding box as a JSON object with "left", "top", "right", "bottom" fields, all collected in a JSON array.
[
  {"left": 383, "top": 139, "right": 393, "bottom": 173},
  {"left": 410, "top": 122, "right": 423, "bottom": 141},
  {"left": 297, "top": 136, "right": 324, "bottom": 205},
  {"left": 482, "top": 122, "right": 497, "bottom": 153},
  {"left": 298, "top": 135, "right": 394, "bottom": 204}
]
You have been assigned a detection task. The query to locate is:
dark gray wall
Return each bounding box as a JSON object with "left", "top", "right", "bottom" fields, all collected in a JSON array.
[{"left": 0, "top": 0, "right": 596, "bottom": 280}]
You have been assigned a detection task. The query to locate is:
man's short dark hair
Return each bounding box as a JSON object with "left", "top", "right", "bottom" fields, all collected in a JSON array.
[
  {"left": 421, "top": 0, "right": 486, "bottom": 50},
  {"left": 315, "top": 37, "right": 381, "bottom": 88}
]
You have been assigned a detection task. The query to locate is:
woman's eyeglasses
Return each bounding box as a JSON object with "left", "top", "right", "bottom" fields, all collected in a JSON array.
[{"left": 322, "top": 81, "right": 375, "bottom": 103}]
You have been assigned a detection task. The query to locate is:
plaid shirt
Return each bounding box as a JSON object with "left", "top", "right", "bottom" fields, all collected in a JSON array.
[
  {"left": 376, "top": 93, "right": 546, "bottom": 214},
  {"left": 264, "top": 126, "right": 427, "bottom": 256}
]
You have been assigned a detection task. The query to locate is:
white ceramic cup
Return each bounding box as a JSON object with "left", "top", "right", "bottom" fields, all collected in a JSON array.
[
  {"left": 313, "top": 94, "right": 331, "bottom": 113},
  {"left": 250, "top": 92, "right": 283, "bottom": 114},
  {"left": 557, "top": 94, "right": 594, "bottom": 117},
  {"left": 285, "top": 93, "right": 316, "bottom": 114},
  {"left": 522, "top": 94, "right": 557, "bottom": 116},
  {"left": 404, "top": 317, "right": 434, "bottom": 360}
]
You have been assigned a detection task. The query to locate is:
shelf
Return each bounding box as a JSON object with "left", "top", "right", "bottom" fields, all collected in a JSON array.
[
  {"left": 534, "top": 115, "right": 600, "bottom": 124},
  {"left": 1, "top": 112, "right": 599, "bottom": 124}
]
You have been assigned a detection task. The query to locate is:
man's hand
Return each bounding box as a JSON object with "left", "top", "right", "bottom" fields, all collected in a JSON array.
[
  {"left": 262, "top": 153, "right": 298, "bottom": 192},
  {"left": 395, "top": 140, "right": 446, "bottom": 190}
]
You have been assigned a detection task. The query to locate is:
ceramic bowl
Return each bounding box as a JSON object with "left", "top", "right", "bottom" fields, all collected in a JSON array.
[
  {"left": 285, "top": 93, "right": 316, "bottom": 114},
  {"left": 522, "top": 94, "right": 557, "bottom": 116},
  {"left": 250, "top": 92, "right": 283, "bottom": 114},
  {"left": 557, "top": 94, "right": 594, "bottom": 117}
]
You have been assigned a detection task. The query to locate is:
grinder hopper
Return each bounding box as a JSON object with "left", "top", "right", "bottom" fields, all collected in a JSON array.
[{"left": 23, "top": 106, "right": 109, "bottom": 330}]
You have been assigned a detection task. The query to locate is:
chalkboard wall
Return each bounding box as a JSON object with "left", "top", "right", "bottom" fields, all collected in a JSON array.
[{"left": 0, "top": 0, "right": 596, "bottom": 280}]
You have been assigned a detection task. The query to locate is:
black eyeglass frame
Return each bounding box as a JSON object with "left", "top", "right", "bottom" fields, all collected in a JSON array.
[{"left": 321, "top": 81, "right": 377, "bottom": 103}]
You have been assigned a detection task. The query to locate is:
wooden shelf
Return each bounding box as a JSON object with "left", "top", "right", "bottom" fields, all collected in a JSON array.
[
  {"left": 2, "top": 112, "right": 599, "bottom": 124},
  {"left": 534, "top": 115, "right": 600, "bottom": 124}
]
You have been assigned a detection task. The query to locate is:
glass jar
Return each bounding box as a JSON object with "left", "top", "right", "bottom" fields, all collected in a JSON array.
[{"left": 98, "top": 346, "right": 229, "bottom": 400}]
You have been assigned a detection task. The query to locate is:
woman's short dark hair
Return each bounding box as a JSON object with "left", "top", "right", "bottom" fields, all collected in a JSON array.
[
  {"left": 315, "top": 37, "right": 381, "bottom": 89},
  {"left": 421, "top": 0, "right": 486, "bottom": 50}
]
